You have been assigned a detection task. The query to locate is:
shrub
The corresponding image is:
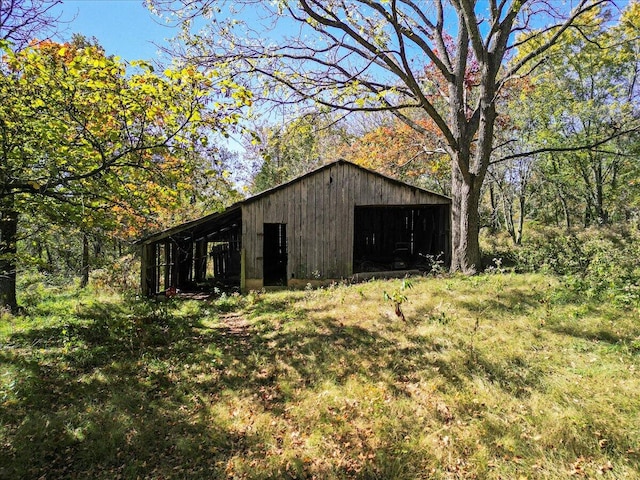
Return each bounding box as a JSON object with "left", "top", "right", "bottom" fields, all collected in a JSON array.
[
  {"left": 515, "top": 226, "right": 640, "bottom": 306},
  {"left": 89, "top": 254, "right": 139, "bottom": 292},
  {"left": 16, "top": 270, "right": 73, "bottom": 308}
]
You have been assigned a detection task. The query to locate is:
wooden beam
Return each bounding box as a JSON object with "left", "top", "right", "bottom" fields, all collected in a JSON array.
[{"left": 240, "top": 248, "right": 246, "bottom": 292}]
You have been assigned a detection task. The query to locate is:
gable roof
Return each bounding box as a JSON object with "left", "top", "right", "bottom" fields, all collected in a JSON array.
[
  {"left": 137, "top": 159, "right": 450, "bottom": 245},
  {"left": 245, "top": 158, "right": 450, "bottom": 205}
]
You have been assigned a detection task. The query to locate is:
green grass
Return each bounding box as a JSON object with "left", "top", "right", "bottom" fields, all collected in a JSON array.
[{"left": 1, "top": 273, "right": 639, "bottom": 479}]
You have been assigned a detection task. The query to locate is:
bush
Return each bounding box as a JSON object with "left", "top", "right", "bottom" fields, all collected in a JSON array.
[
  {"left": 16, "top": 270, "right": 74, "bottom": 308},
  {"left": 515, "top": 228, "right": 588, "bottom": 275},
  {"left": 515, "top": 226, "right": 640, "bottom": 306},
  {"left": 89, "top": 254, "right": 139, "bottom": 292}
]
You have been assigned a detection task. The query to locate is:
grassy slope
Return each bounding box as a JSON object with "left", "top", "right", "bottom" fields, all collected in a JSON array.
[{"left": 1, "top": 273, "right": 639, "bottom": 479}]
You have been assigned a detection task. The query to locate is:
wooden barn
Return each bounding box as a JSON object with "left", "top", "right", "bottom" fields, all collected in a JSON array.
[{"left": 138, "top": 159, "right": 451, "bottom": 296}]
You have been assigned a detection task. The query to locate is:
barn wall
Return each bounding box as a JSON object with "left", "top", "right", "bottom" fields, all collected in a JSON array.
[{"left": 241, "top": 161, "right": 450, "bottom": 288}]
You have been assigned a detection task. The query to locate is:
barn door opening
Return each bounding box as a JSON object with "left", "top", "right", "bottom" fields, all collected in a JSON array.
[
  {"left": 263, "top": 223, "right": 287, "bottom": 286},
  {"left": 353, "top": 205, "right": 449, "bottom": 273}
]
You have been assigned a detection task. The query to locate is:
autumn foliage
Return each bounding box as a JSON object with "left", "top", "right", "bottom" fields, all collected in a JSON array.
[
  {"left": 0, "top": 38, "right": 250, "bottom": 309},
  {"left": 339, "top": 117, "right": 450, "bottom": 192}
]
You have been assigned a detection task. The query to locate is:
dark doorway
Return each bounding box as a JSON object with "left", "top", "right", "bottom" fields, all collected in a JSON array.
[
  {"left": 263, "top": 223, "right": 288, "bottom": 286},
  {"left": 353, "top": 205, "right": 449, "bottom": 273}
]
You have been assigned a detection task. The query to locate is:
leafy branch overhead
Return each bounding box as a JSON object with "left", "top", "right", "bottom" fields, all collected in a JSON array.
[
  {"left": 0, "top": 38, "right": 252, "bottom": 311},
  {"left": 0, "top": 39, "right": 251, "bottom": 224},
  {"left": 151, "top": 0, "right": 623, "bottom": 273}
]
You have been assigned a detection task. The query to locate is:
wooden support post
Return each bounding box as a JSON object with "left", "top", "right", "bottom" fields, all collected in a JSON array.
[
  {"left": 140, "top": 243, "right": 157, "bottom": 297},
  {"left": 240, "top": 248, "right": 246, "bottom": 292},
  {"left": 140, "top": 244, "right": 148, "bottom": 296},
  {"left": 177, "top": 239, "right": 193, "bottom": 289}
]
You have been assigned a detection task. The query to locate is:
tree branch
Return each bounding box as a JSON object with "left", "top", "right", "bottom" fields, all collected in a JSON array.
[{"left": 491, "top": 126, "right": 639, "bottom": 165}]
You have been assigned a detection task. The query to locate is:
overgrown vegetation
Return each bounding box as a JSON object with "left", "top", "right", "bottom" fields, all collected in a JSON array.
[
  {"left": 2, "top": 271, "right": 639, "bottom": 479},
  {"left": 483, "top": 226, "right": 640, "bottom": 307}
]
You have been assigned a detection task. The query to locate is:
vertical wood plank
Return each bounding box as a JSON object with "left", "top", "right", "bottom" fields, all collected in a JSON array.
[
  {"left": 326, "top": 165, "right": 332, "bottom": 277},
  {"left": 298, "top": 172, "right": 310, "bottom": 279},
  {"left": 243, "top": 204, "right": 253, "bottom": 278},
  {"left": 255, "top": 202, "right": 263, "bottom": 280},
  {"left": 336, "top": 164, "right": 348, "bottom": 278},
  {"left": 286, "top": 184, "right": 295, "bottom": 281},
  {"left": 329, "top": 164, "right": 338, "bottom": 277},
  {"left": 344, "top": 163, "right": 355, "bottom": 276},
  {"left": 313, "top": 168, "right": 322, "bottom": 276},
  {"left": 306, "top": 173, "right": 316, "bottom": 277},
  {"left": 295, "top": 182, "right": 306, "bottom": 278},
  {"left": 264, "top": 196, "right": 272, "bottom": 223},
  {"left": 244, "top": 202, "right": 259, "bottom": 280},
  {"left": 306, "top": 174, "right": 316, "bottom": 276},
  {"left": 334, "top": 164, "right": 344, "bottom": 277},
  {"left": 321, "top": 166, "right": 330, "bottom": 278},
  {"left": 374, "top": 173, "right": 382, "bottom": 204},
  {"left": 359, "top": 169, "right": 369, "bottom": 205},
  {"left": 240, "top": 248, "right": 246, "bottom": 292},
  {"left": 353, "top": 167, "right": 362, "bottom": 205},
  {"left": 366, "top": 169, "right": 374, "bottom": 203}
]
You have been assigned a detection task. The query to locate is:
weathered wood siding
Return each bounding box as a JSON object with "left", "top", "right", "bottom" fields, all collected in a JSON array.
[{"left": 241, "top": 161, "right": 450, "bottom": 286}]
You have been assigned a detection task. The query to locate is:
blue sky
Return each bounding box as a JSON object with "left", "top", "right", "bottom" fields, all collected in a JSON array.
[{"left": 52, "top": 0, "right": 178, "bottom": 62}]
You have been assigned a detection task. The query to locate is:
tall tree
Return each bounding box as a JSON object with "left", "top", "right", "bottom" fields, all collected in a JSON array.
[
  {"left": 246, "top": 114, "right": 348, "bottom": 192},
  {"left": 498, "top": 3, "right": 640, "bottom": 228},
  {"left": 151, "top": 0, "right": 617, "bottom": 272},
  {"left": 0, "top": 40, "right": 250, "bottom": 311}
]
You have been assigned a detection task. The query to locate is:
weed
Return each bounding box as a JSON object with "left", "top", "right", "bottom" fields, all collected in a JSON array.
[
  {"left": 383, "top": 278, "right": 413, "bottom": 321},
  {"left": 484, "top": 257, "right": 506, "bottom": 274},
  {"left": 213, "top": 292, "right": 243, "bottom": 313},
  {"left": 427, "top": 308, "right": 452, "bottom": 326},
  {"left": 420, "top": 252, "right": 447, "bottom": 276}
]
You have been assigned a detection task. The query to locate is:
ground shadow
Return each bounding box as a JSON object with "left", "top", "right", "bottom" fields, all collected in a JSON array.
[{"left": 1, "top": 291, "right": 557, "bottom": 479}]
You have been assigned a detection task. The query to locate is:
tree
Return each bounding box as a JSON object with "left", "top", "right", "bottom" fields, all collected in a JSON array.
[
  {"left": 499, "top": 3, "right": 640, "bottom": 229},
  {"left": 0, "top": 40, "right": 250, "bottom": 311},
  {"left": 246, "top": 113, "right": 349, "bottom": 192},
  {"left": 0, "top": 0, "right": 63, "bottom": 50},
  {"left": 338, "top": 116, "right": 450, "bottom": 194},
  {"left": 150, "top": 0, "right": 619, "bottom": 272}
]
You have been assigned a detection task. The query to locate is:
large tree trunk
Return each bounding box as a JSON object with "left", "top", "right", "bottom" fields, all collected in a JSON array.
[
  {"left": 0, "top": 197, "right": 18, "bottom": 313},
  {"left": 450, "top": 162, "right": 482, "bottom": 273},
  {"left": 448, "top": 67, "right": 495, "bottom": 273}
]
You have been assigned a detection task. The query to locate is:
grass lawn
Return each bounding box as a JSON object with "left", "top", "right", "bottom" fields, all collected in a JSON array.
[{"left": 1, "top": 273, "right": 639, "bottom": 479}]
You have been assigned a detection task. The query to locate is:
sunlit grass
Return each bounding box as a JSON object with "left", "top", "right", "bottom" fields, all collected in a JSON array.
[{"left": 1, "top": 273, "right": 639, "bottom": 478}]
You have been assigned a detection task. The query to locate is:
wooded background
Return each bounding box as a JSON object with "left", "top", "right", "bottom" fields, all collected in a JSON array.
[{"left": 0, "top": 0, "right": 638, "bottom": 310}]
